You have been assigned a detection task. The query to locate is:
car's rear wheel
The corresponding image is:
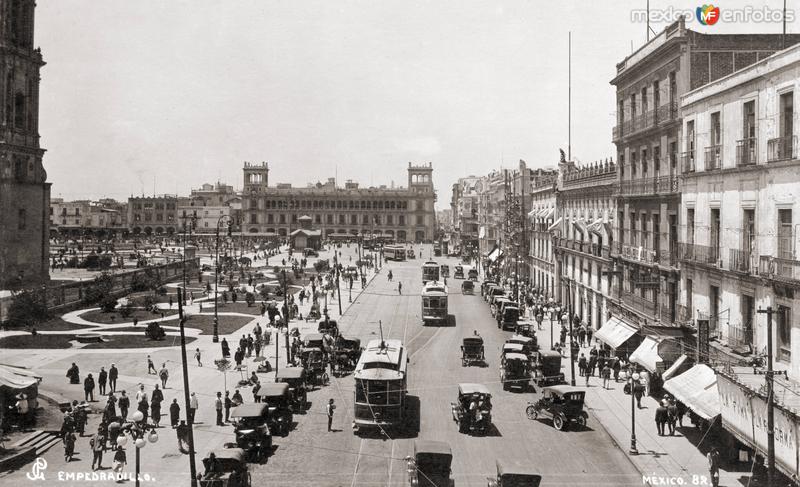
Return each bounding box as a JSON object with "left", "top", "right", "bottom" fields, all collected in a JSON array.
[
  {"left": 553, "top": 414, "right": 566, "bottom": 431},
  {"left": 576, "top": 414, "right": 587, "bottom": 428},
  {"left": 525, "top": 405, "right": 538, "bottom": 420}
]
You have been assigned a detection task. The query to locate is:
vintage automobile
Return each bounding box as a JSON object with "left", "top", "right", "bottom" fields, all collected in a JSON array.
[
  {"left": 407, "top": 249, "right": 416, "bottom": 259},
  {"left": 199, "top": 448, "right": 251, "bottom": 487},
  {"left": 500, "top": 352, "right": 529, "bottom": 392},
  {"left": 480, "top": 280, "right": 498, "bottom": 297},
  {"left": 453, "top": 265, "right": 464, "bottom": 279},
  {"left": 275, "top": 367, "right": 308, "bottom": 411},
  {"left": 300, "top": 347, "right": 329, "bottom": 386},
  {"left": 303, "top": 247, "right": 319, "bottom": 257},
  {"left": 468, "top": 268, "right": 479, "bottom": 281},
  {"left": 461, "top": 280, "right": 475, "bottom": 295},
  {"left": 461, "top": 336, "right": 485, "bottom": 366},
  {"left": 488, "top": 290, "right": 509, "bottom": 307},
  {"left": 405, "top": 440, "right": 453, "bottom": 487},
  {"left": 497, "top": 305, "right": 520, "bottom": 331},
  {"left": 525, "top": 385, "right": 588, "bottom": 431},
  {"left": 500, "top": 342, "right": 525, "bottom": 363},
  {"left": 302, "top": 333, "right": 326, "bottom": 351},
  {"left": 440, "top": 264, "right": 450, "bottom": 278},
  {"left": 332, "top": 336, "right": 362, "bottom": 376},
  {"left": 514, "top": 320, "right": 535, "bottom": 338},
  {"left": 486, "top": 459, "right": 542, "bottom": 487},
  {"left": 507, "top": 335, "right": 537, "bottom": 356},
  {"left": 228, "top": 404, "right": 272, "bottom": 462},
  {"left": 531, "top": 350, "right": 565, "bottom": 387},
  {"left": 317, "top": 318, "right": 339, "bottom": 337},
  {"left": 491, "top": 297, "right": 509, "bottom": 318},
  {"left": 256, "top": 383, "right": 293, "bottom": 436},
  {"left": 451, "top": 383, "right": 492, "bottom": 435}
]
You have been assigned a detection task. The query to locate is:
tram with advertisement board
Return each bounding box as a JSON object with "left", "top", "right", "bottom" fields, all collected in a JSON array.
[
  {"left": 353, "top": 339, "right": 408, "bottom": 431},
  {"left": 422, "top": 261, "right": 440, "bottom": 283},
  {"left": 384, "top": 245, "right": 406, "bottom": 262},
  {"left": 421, "top": 281, "right": 448, "bottom": 325}
]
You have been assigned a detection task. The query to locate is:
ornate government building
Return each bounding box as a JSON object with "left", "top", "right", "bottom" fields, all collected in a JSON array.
[{"left": 241, "top": 161, "right": 437, "bottom": 242}]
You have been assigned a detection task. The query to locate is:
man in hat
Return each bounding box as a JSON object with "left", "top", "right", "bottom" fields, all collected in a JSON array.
[
  {"left": 98, "top": 367, "right": 108, "bottom": 395},
  {"left": 118, "top": 391, "right": 130, "bottom": 421},
  {"left": 655, "top": 400, "right": 669, "bottom": 436},
  {"left": 325, "top": 398, "right": 336, "bottom": 432},
  {"left": 84, "top": 373, "right": 96, "bottom": 402},
  {"left": 170, "top": 398, "right": 180, "bottom": 428},
  {"left": 90, "top": 426, "right": 106, "bottom": 470},
  {"left": 108, "top": 363, "right": 118, "bottom": 393}
]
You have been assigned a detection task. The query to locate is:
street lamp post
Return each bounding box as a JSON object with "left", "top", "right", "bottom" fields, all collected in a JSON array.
[
  {"left": 628, "top": 369, "right": 641, "bottom": 455},
  {"left": 213, "top": 215, "right": 235, "bottom": 343},
  {"left": 116, "top": 410, "right": 159, "bottom": 487}
]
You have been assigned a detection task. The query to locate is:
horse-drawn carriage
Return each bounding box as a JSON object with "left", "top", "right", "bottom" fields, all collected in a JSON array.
[
  {"left": 332, "top": 336, "right": 362, "bottom": 377},
  {"left": 299, "top": 347, "right": 329, "bottom": 387}
]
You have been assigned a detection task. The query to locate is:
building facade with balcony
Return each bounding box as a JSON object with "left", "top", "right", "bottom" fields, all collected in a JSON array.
[
  {"left": 241, "top": 162, "right": 436, "bottom": 242},
  {"left": 609, "top": 18, "right": 798, "bottom": 331},
  {"left": 127, "top": 195, "right": 179, "bottom": 236},
  {"left": 450, "top": 176, "right": 481, "bottom": 256},
  {"left": 476, "top": 171, "right": 505, "bottom": 265},
  {"left": 527, "top": 168, "right": 558, "bottom": 298},
  {"left": 680, "top": 43, "right": 800, "bottom": 378},
  {"left": 50, "top": 199, "right": 128, "bottom": 237},
  {"left": 554, "top": 159, "right": 618, "bottom": 330}
]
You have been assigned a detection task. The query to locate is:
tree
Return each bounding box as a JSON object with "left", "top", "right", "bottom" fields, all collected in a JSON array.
[
  {"left": 245, "top": 292, "right": 255, "bottom": 307},
  {"left": 82, "top": 272, "right": 115, "bottom": 305},
  {"left": 6, "top": 289, "right": 51, "bottom": 328}
]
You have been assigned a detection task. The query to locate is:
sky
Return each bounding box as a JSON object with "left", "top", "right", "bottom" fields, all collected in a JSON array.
[{"left": 36, "top": 0, "right": 795, "bottom": 207}]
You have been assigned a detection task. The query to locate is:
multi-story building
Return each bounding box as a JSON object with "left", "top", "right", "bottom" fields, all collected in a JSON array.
[
  {"left": 241, "top": 162, "right": 437, "bottom": 242},
  {"left": 50, "top": 199, "right": 92, "bottom": 232},
  {"left": 49, "top": 198, "right": 128, "bottom": 236},
  {"left": 0, "top": 0, "right": 49, "bottom": 288},
  {"left": 610, "top": 18, "right": 800, "bottom": 331},
  {"left": 128, "top": 195, "right": 179, "bottom": 236},
  {"left": 450, "top": 176, "right": 481, "bottom": 256},
  {"left": 477, "top": 171, "right": 505, "bottom": 267},
  {"left": 680, "top": 43, "right": 800, "bottom": 378},
  {"left": 527, "top": 168, "right": 558, "bottom": 298},
  {"left": 554, "top": 158, "right": 618, "bottom": 330}
]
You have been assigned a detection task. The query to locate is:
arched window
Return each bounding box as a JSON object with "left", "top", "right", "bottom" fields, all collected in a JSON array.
[{"left": 14, "top": 92, "right": 25, "bottom": 129}]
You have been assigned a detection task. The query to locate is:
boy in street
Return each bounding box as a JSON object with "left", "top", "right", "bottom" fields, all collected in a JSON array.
[{"left": 326, "top": 398, "right": 336, "bottom": 432}]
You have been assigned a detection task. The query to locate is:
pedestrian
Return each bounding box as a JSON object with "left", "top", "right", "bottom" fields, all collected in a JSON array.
[
  {"left": 224, "top": 391, "right": 232, "bottom": 423},
  {"left": 601, "top": 362, "right": 611, "bottom": 389},
  {"left": 640, "top": 370, "right": 650, "bottom": 397},
  {"left": 667, "top": 400, "right": 678, "bottom": 435},
  {"left": 246, "top": 335, "right": 254, "bottom": 357},
  {"left": 169, "top": 296, "right": 174, "bottom": 309},
  {"left": 90, "top": 427, "right": 105, "bottom": 470},
  {"left": 232, "top": 389, "right": 243, "bottom": 407},
  {"left": 577, "top": 326, "right": 586, "bottom": 348},
  {"left": 254, "top": 338, "right": 262, "bottom": 358},
  {"left": 221, "top": 338, "right": 230, "bottom": 358},
  {"left": 98, "top": 367, "right": 107, "bottom": 395},
  {"left": 112, "top": 445, "right": 127, "bottom": 479},
  {"left": 612, "top": 359, "right": 621, "bottom": 382},
  {"left": 707, "top": 446, "right": 720, "bottom": 487},
  {"left": 586, "top": 326, "right": 593, "bottom": 345},
  {"left": 67, "top": 362, "right": 80, "bottom": 384},
  {"left": 109, "top": 363, "right": 118, "bottom": 393},
  {"left": 118, "top": 391, "right": 130, "bottom": 421},
  {"left": 151, "top": 384, "right": 163, "bottom": 427},
  {"left": 156, "top": 363, "right": 169, "bottom": 388},
  {"left": 633, "top": 380, "right": 644, "bottom": 409},
  {"left": 214, "top": 392, "right": 224, "bottom": 426},
  {"left": 398, "top": 282, "right": 402, "bottom": 295},
  {"left": 655, "top": 401, "right": 668, "bottom": 436},
  {"left": 194, "top": 348, "right": 203, "bottom": 367},
  {"left": 169, "top": 398, "right": 180, "bottom": 428},
  {"left": 252, "top": 381, "right": 261, "bottom": 403},
  {"left": 326, "top": 398, "right": 336, "bottom": 432},
  {"left": 676, "top": 401, "right": 687, "bottom": 427},
  {"left": 189, "top": 392, "right": 198, "bottom": 424},
  {"left": 84, "top": 373, "right": 96, "bottom": 402},
  {"left": 588, "top": 354, "right": 597, "bottom": 377},
  {"left": 584, "top": 367, "right": 591, "bottom": 387},
  {"left": 234, "top": 347, "right": 243, "bottom": 367},
  {"left": 577, "top": 353, "right": 587, "bottom": 377},
  {"left": 147, "top": 355, "right": 157, "bottom": 375},
  {"left": 104, "top": 393, "right": 117, "bottom": 419}
]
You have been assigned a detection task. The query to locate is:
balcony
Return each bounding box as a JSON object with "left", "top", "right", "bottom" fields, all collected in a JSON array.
[
  {"left": 622, "top": 244, "right": 657, "bottom": 264},
  {"left": 704, "top": 145, "right": 722, "bottom": 171},
  {"left": 618, "top": 175, "right": 679, "bottom": 197},
  {"left": 729, "top": 248, "right": 753, "bottom": 274},
  {"left": 679, "top": 242, "right": 721, "bottom": 267},
  {"left": 760, "top": 256, "right": 800, "bottom": 284},
  {"left": 767, "top": 135, "right": 796, "bottom": 162},
  {"left": 681, "top": 151, "right": 695, "bottom": 173},
  {"left": 736, "top": 138, "right": 757, "bottom": 167},
  {"left": 620, "top": 290, "right": 657, "bottom": 318}
]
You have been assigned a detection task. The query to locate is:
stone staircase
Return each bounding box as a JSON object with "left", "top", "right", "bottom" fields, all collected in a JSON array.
[{"left": 10, "top": 430, "right": 61, "bottom": 457}]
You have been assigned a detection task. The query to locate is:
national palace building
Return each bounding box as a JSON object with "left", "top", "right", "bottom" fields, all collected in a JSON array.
[{"left": 241, "top": 161, "right": 437, "bottom": 242}]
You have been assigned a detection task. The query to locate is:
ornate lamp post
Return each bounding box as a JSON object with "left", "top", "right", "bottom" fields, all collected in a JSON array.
[
  {"left": 628, "top": 369, "right": 641, "bottom": 455},
  {"left": 116, "top": 410, "right": 159, "bottom": 487}
]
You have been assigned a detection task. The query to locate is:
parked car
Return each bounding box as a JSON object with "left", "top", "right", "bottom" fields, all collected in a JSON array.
[
  {"left": 405, "top": 440, "right": 452, "bottom": 487},
  {"left": 453, "top": 265, "right": 464, "bottom": 279},
  {"left": 199, "top": 448, "right": 252, "bottom": 487},
  {"left": 228, "top": 403, "right": 272, "bottom": 462},
  {"left": 468, "top": 268, "right": 479, "bottom": 281},
  {"left": 451, "top": 383, "right": 492, "bottom": 435},
  {"left": 275, "top": 367, "right": 308, "bottom": 412},
  {"left": 255, "top": 383, "right": 293, "bottom": 436},
  {"left": 500, "top": 353, "right": 529, "bottom": 392},
  {"left": 531, "top": 350, "right": 566, "bottom": 387},
  {"left": 525, "top": 385, "right": 588, "bottom": 431}
]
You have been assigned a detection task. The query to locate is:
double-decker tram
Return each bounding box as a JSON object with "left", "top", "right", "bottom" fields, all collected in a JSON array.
[
  {"left": 421, "top": 261, "right": 440, "bottom": 283},
  {"left": 353, "top": 339, "right": 408, "bottom": 430},
  {"left": 384, "top": 245, "right": 406, "bottom": 262},
  {"left": 421, "top": 281, "right": 448, "bottom": 325}
]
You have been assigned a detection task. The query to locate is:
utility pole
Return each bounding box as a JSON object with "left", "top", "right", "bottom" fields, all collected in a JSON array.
[
  {"left": 757, "top": 306, "right": 777, "bottom": 485},
  {"left": 566, "top": 279, "right": 576, "bottom": 386},
  {"left": 177, "top": 288, "right": 198, "bottom": 486}
]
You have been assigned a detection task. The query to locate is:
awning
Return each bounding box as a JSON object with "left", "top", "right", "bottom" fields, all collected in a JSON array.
[
  {"left": 545, "top": 208, "right": 555, "bottom": 220},
  {"left": 573, "top": 218, "right": 587, "bottom": 235},
  {"left": 547, "top": 217, "right": 563, "bottom": 232},
  {"left": 663, "top": 364, "right": 719, "bottom": 420},
  {"left": 0, "top": 365, "right": 40, "bottom": 390},
  {"left": 488, "top": 248, "right": 504, "bottom": 263},
  {"left": 662, "top": 354, "right": 688, "bottom": 381},
  {"left": 594, "top": 317, "right": 637, "bottom": 349},
  {"left": 527, "top": 209, "right": 539, "bottom": 220},
  {"left": 629, "top": 336, "right": 663, "bottom": 373}
]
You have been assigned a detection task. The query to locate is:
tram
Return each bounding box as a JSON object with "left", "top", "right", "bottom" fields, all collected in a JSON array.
[
  {"left": 384, "top": 245, "right": 406, "bottom": 262},
  {"left": 421, "top": 281, "right": 448, "bottom": 325},
  {"left": 353, "top": 339, "right": 408, "bottom": 429},
  {"left": 422, "top": 261, "right": 440, "bottom": 283}
]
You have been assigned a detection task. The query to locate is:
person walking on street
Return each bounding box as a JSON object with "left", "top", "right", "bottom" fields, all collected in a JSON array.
[
  {"left": 90, "top": 427, "right": 105, "bottom": 470},
  {"left": 667, "top": 399, "right": 678, "bottom": 435},
  {"left": 601, "top": 362, "right": 611, "bottom": 389},
  {"left": 588, "top": 354, "right": 598, "bottom": 377},
  {"left": 398, "top": 282, "right": 402, "bottom": 295},
  {"left": 577, "top": 325, "right": 586, "bottom": 348},
  {"left": 108, "top": 364, "right": 118, "bottom": 393},
  {"left": 151, "top": 384, "right": 163, "bottom": 427},
  {"left": 224, "top": 391, "right": 232, "bottom": 423},
  {"left": 221, "top": 338, "right": 230, "bottom": 358},
  {"left": 194, "top": 348, "right": 203, "bottom": 367},
  {"left": 84, "top": 373, "right": 96, "bottom": 402},
  {"left": 577, "top": 354, "right": 587, "bottom": 377},
  {"left": 169, "top": 399, "right": 180, "bottom": 428},
  {"left": 147, "top": 355, "right": 157, "bottom": 375},
  {"left": 707, "top": 446, "right": 721, "bottom": 487},
  {"left": 112, "top": 445, "right": 127, "bottom": 478},
  {"left": 98, "top": 367, "right": 107, "bottom": 395},
  {"left": 189, "top": 392, "right": 198, "bottom": 424},
  {"left": 326, "top": 398, "right": 336, "bottom": 432},
  {"left": 586, "top": 326, "right": 593, "bottom": 346},
  {"left": 633, "top": 380, "right": 644, "bottom": 409},
  {"left": 118, "top": 391, "right": 129, "bottom": 421},
  {"left": 159, "top": 363, "right": 169, "bottom": 388},
  {"left": 655, "top": 400, "right": 668, "bottom": 436},
  {"left": 612, "top": 359, "right": 621, "bottom": 382},
  {"left": 215, "top": 392, "right": 224, "bottom": 426}
]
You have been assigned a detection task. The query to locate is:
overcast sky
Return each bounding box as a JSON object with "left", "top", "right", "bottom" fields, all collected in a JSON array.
[{"left": 37, "top": 0, "right": 793, "bottom": 206}]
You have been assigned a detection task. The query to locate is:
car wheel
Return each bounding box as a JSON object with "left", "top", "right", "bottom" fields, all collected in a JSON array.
[
  {"left": 525, "top": 405, "right": 538, "bottom": 420},
  {"left": 576, "top": 415, "right": 587, "bottom": 428},
  {"left": 553, "top": 414, "right": 565, "bottom": 431}
]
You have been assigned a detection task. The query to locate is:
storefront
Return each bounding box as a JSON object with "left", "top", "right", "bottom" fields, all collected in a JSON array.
[
  {"left": 594, "top": 316, "right": 641, "bottom": 358},
  {"left": 663, "top": 364, "right": 719, "bottom": 422}
]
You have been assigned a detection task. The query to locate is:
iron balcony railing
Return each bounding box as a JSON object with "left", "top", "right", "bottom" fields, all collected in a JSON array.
[
  {"left": 679, "top": 242, "right": 721, "bottom": 266},
  {"left": 681, "top": 150, "right": 695, "bottom": 173},
  {"left": 767, "top": 135, "right": 797, "bottom": 162},
  {"left": 620, "top": 290, "right": 657, "bottom": 318},
  {"left": 729, "top": 248, "right": 753, "bottom": 274},
  {"left": 618, "top": 175, "right": 679, "bottom": 196},
  {"left": 760, "top": 255, "right": 800, "bottom": 283},
  {"left": 736, "top": 138, "right": 757, "bottom": 167},
  {"left": 704, "top": 144, "right": 723, "bottom": 171}
]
